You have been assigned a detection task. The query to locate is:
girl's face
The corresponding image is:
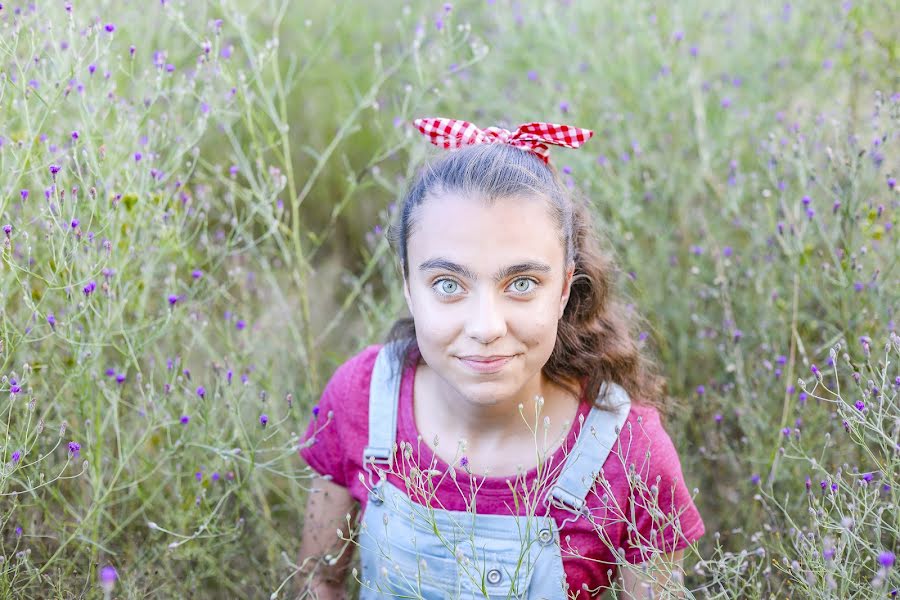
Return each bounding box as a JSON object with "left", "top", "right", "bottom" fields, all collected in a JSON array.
[{"left": 403, "top": 192, "right": 575, "bottom": 407}]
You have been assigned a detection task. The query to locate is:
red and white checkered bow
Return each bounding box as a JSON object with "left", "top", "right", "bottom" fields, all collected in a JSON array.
[{"left": 413, "top": 117, "right": 594, "bottom": 165}]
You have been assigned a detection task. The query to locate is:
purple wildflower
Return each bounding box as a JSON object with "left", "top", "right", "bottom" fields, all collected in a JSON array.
[
  {"left": 11, "top": 450, "right": 21, "bottom": 464},
  {"left": 99, "top": 565, "right": 117, "bottom": 591},
  {"left": 68, "top": 441, "right": 81, "bottom": 457},
  {"left": 855, "top": 400, "right": 865, "bottom": 411},
  {"left": 20, "top": 189, "right": 28, "bottom": 201},
  {"left": 47, "top": 312, "right": 56, "bottom": 328},
  {"left": 191, "top": 269, "right": 203, "bottom": 279},
  {"left": 49, "top": 164, "right": 60, "bottom": 176},
  {"left": 312, "top": 405, "right": 320, "bottom": 417},
  {"left": 180, "top": 415, "right": 189, "bottom": 425},
  {"left": 236, "top": 319, "right": 246, "bottom": 330},
  {"left": 104, "top": 24, "right": 115, "bottom": 33},
  {"left": 82, "top": 281, "right": 96, "bottom": 296},
  {"left": 696, "top": 385, "right": 705, "bottom": 396},
  {"left": 878, "top": 551, "right": 895, "bottom": 569},
  {"left": 197, "top": 386, "right": 205, "bottom": 398},
  {"left": 115, "top": 373, "right": 125, "bottom": 384},
  {"left": 212, "top": 472, "right": 220, "bottom": 482},
  {"left": 168, "top": 294, "right": 179, "bottom": 306},
  {"left": 750, "top": 473, "right": 761, "bottom": 485},
  {"left": 3, "top": 224, "right": 11, "bottom": 237},
  {"left": 71, "top": 218, "right": 79, "bottom": 229},
  {"left": 259, "top": 413, "right": 268, "bottom": 426}
]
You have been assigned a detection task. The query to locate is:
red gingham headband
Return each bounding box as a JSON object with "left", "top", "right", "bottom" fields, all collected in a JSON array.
[{"left": 413, "top": 117, "right": 594, "bottom": 165}]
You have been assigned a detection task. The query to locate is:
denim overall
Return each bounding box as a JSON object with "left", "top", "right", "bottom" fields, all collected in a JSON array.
[{"left": 357, "top": 342, "right": 631, "bottom": 599}]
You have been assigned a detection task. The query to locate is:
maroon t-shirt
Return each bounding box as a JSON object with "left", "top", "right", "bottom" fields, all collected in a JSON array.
[{"left": 300, "top": 344, "right": 705, "bottom": 597}]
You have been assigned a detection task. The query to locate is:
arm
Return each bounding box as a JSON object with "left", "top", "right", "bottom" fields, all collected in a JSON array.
[
  {"left": 295, "top": 474, "right": 360, "bottom": 600},
  {"left": 616, "top": 549, "right": 686, "bottom": 599}
]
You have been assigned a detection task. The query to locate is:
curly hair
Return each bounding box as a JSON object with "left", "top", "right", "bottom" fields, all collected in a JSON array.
[{"left": 384, "top": 142, "right": 670, "bottom": 415}]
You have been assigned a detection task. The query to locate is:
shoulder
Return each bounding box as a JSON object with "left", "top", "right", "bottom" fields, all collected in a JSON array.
[
  {"left": 324, "top": 343, "right": 383, "bottom": 393},
  {"left": 310, "top": 344, "right": 384, "bottom": 421},
  {"left": 613, "top": 403, "right": 686, "bottom": 482},
  {"left": 298, "top": 344, "right": 384, "bottom": 488}
]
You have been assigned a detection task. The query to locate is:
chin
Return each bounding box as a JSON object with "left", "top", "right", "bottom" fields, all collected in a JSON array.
[{"left": 456, "top": 380, "right": 519, "bottom": 404}]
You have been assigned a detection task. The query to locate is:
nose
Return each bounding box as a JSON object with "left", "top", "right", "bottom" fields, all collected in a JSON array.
[{"left": 465, "top": 292, "right": 507, "bottom": 344}]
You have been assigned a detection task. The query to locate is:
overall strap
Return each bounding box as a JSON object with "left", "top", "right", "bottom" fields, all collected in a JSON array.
[
  {"left": 545, "top": 381, "right": 631, "bottom": 516},
  {"left": 362, "top": 341, "right": 404, "bottom": 475}
]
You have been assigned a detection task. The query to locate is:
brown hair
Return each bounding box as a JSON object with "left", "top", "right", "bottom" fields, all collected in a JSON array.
[{"left": 384, "top": 142, "right": 670, "bottom": 415}]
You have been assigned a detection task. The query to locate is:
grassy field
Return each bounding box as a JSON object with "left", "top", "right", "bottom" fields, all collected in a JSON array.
[{"left": 0, "top": 0, "right": 897, "bottom": 597}]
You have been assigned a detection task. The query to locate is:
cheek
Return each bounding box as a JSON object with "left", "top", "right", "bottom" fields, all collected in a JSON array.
[
  {"left": 409, "top": 289, "right": 456, "bottom": 339},
  {"left": 518, "top": 296, "right": 561, "bottom": 331}
]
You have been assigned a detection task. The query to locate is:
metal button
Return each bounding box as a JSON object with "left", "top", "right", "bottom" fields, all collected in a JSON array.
[
  {"left": 368, "top": 487, "right": 384, "bottom": 506},
  {"left": 538, "top": 527, "right": 553, "bottom": 545},
  {"left": 486, "top": 568, "right": 502, "bottom": 585}
]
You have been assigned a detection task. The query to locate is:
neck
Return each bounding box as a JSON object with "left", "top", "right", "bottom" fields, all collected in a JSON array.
[{"left": 420, "top": 359, "right": 578, "bottom": 450}]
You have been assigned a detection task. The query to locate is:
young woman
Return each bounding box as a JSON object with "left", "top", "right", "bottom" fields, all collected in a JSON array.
[{"left": 296, "top": 118, "right": 705, "bottom": 599}]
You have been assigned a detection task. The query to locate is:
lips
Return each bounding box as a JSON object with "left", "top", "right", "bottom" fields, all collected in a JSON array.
[{"left": 458, "top": 354, "right": 515, "bottom": 374}]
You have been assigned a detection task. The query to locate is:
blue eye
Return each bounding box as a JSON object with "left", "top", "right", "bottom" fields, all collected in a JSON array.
[
  {"left": 511, "top": 278, "right": 536, "bottom": 294},
  {"left": 434, "top": 279, "right": 459, "bottom": 295}
]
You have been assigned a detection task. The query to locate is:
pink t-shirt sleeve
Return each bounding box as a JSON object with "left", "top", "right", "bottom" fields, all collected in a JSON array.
[
  {"left": 621, "top": 406, "right": 705, "bottom": 564},
  {"left": 298, "top": 356, "right": 358, "bottom": 488}
]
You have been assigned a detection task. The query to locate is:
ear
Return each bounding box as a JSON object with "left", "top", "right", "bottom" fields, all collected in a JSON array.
[{"left": 559, "top": 262, "right": 575, "bottom": 319}]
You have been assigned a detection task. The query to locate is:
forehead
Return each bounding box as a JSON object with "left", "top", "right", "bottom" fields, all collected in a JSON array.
[{"left": 407, "top": 192, "right": 564, "bottom": 268}]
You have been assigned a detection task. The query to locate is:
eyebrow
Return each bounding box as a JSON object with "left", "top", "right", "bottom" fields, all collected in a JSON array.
[{"left": 417, "top": 258, "right": 552, "bottom": 283}]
